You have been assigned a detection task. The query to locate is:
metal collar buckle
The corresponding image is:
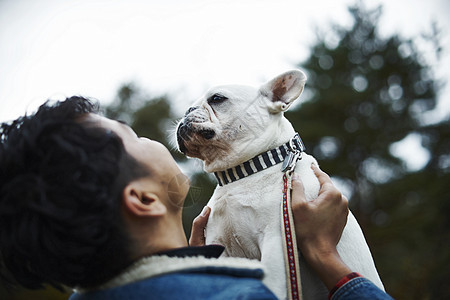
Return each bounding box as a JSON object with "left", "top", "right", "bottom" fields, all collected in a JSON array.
[{"left": 281, "top": 134, "right": 304, "bottom": 174}]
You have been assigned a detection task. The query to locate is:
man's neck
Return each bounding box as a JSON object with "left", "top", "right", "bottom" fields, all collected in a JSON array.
[{"left": 134, "top": 213, "right": 188, "bottom": 259}]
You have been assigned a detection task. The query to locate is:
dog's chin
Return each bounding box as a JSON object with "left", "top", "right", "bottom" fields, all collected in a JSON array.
[
  {"left": 178, "top": 134, "right": 217, "bottom": 159},
  {"left": 177, "top": 133, "right": 233, "bottom": 172}
]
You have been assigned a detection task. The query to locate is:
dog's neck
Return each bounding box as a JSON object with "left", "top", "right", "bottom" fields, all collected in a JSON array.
[
  {"left": 204, "top": 117, "right": 296, "bottom": 173},
  {"left": 213, "top": 133, "right": 305, "bottom": 186}
]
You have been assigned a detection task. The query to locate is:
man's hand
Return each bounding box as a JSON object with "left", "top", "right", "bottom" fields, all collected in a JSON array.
[
  {"left": 291, "top": 164, "right": 352, "bottom": 290},
  {"left": 189, "top": 206, "right": 211, "bottom": 246},
  {"left": 190, "top": 166, "right": 352, "bottom": 290},
  {"left": 291, "top": 164, "right": 349, "bottom": 256}
]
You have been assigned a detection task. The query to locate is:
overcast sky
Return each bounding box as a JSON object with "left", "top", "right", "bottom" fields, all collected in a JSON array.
[{"left": 0, "top": 0, "right": 449, "bottom": 123}]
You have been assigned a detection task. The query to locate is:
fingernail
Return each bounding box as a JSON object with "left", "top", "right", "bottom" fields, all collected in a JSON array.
[
  {"left": 200, "top": 206, "right": 209, "bottom": 217},
  {"left": 292, "top": 173, "right": 301, "bottom": 181}
]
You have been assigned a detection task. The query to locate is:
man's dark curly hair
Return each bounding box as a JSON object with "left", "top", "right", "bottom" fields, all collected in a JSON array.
[{"left": 0, "top": 96, "right": 147, "bottom": 290}]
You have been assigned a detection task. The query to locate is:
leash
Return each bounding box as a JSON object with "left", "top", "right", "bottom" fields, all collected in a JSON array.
[
  {"left": 281, "top": 135, "right": 305, "bottom": 300},
  {"left": 212, "top": 133, "right": 306, "bottom": 299}
]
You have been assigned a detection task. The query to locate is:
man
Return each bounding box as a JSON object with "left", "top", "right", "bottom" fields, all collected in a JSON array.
[{"left": 0, "top": 96, "right": 391, "bottom": 299}]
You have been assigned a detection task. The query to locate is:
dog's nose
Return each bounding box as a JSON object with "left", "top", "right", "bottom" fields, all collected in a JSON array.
[{"left": 185, "top": 106, "right": 199, "bottom": 116}]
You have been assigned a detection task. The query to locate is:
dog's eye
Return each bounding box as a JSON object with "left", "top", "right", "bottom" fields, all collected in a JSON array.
[{"left": 208, "top": 94, "right": 228, "bottom": 104}]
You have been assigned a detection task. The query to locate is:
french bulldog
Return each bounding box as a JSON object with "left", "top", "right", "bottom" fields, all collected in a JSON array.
[{"left": 176, "top": 70, "right": 384, "bottom": 299}]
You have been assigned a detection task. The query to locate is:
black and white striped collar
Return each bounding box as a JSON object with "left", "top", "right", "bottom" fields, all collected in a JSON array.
[{"left": 213, "top": 133, "right": 305, "bottom": 186}]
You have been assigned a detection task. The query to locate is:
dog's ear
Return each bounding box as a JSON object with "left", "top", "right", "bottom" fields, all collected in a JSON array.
[{"left": 260, "top": 70, "right": 307, "bottom": 113}]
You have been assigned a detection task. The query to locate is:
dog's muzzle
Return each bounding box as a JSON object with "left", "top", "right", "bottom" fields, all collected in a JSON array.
[{"left": 176, "top": 106, "right": 216, "bottom": 154}]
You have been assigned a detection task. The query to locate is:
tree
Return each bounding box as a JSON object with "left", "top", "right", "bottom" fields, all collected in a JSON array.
[{"left": 285, "top": 2, "right": 449, "bottom": 298}]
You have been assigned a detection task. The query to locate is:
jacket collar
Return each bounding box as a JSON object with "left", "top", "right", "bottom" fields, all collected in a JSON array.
[{"left": 75, "top": 247, "right": 264, "bottom": 293}]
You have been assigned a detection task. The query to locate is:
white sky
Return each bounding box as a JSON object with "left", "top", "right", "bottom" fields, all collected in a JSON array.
[{"left": 0, "top": 0, "right": 449, "bottom": 122}]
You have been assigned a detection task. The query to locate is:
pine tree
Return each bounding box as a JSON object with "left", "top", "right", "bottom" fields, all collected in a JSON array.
[{"left": 286, "top": 3, "right": 448, "bottom": 298}]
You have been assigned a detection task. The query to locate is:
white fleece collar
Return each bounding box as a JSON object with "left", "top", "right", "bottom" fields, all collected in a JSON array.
[{"left": 76, "top": 255, "right": 264, "bottom": 293}]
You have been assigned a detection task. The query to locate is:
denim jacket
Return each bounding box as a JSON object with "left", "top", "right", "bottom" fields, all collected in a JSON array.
[
  {"left": 69, "top": 246, "right": 392, "bottom": 300},
  {"left": 69, "top": 246, "right": 277, "bottom": 300}
]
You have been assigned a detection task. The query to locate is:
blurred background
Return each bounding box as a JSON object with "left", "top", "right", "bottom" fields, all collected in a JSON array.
[{"left": 1, "top": 0, "right": 449, "bottom": 299}]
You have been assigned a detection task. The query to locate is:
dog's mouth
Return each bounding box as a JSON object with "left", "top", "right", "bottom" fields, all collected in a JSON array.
[
  {"left": 176, "top": 107, "right": 234, "bottom": 168},
  {"left": 176, "top": 120, "right": 216, "bottom": 154}
]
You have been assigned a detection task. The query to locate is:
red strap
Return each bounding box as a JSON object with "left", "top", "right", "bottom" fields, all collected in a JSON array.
[
  {"left": 282, "top": 173, "right": 300, "bottom": 300},
  {"left": 328, "top": 272, "right": 363, "bottom": 299}
]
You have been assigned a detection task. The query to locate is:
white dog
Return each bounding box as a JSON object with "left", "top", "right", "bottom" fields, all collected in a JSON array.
[{"left": 176, "top": 70, "right": 384, "bottom": 299}]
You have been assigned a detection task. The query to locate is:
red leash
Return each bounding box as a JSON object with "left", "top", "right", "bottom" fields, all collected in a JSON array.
[{"left": 282, "top": 172, "right": 302, "bottom": 300}]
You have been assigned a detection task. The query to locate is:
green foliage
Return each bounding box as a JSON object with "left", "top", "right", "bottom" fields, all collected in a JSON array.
[
  {"left": 286, "top": 3, "right": 449, "bottom": 299},
  {"left": 287, "top": 4, "right": 437, "bottom": 195}
]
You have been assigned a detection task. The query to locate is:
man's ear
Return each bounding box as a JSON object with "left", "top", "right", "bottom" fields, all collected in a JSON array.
[
  {"left": 260, "top": 70, "right": 307, "bottom": 113},
  {"left": 122, "top": 184, "right": 167, "bottom": 217}
]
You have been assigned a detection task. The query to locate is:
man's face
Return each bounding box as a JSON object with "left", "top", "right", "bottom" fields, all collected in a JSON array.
[{"left": 84, "top": 113, "right": 190, "bottom": 210}]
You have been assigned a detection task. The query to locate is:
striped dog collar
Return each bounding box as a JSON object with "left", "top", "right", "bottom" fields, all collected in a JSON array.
[{"left": 213, "top": 133, "right": 305, "bottom": 186}]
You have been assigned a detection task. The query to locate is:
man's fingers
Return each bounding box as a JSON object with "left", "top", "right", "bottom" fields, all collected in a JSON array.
[
  {"left": 311, "top": 164, "right": 341, "bottom": 198},
  {"left": 311, "top": 165, "right": 346, "bottom": 208},
  {"left": 311, "top": 164, "right": 332, "bottom": 187},
  {"left": 189, "top": 206, "right": 211, "bottom": 247},
  {"left": 291, "top": 172, "right": 307, "bottom": 205}
]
